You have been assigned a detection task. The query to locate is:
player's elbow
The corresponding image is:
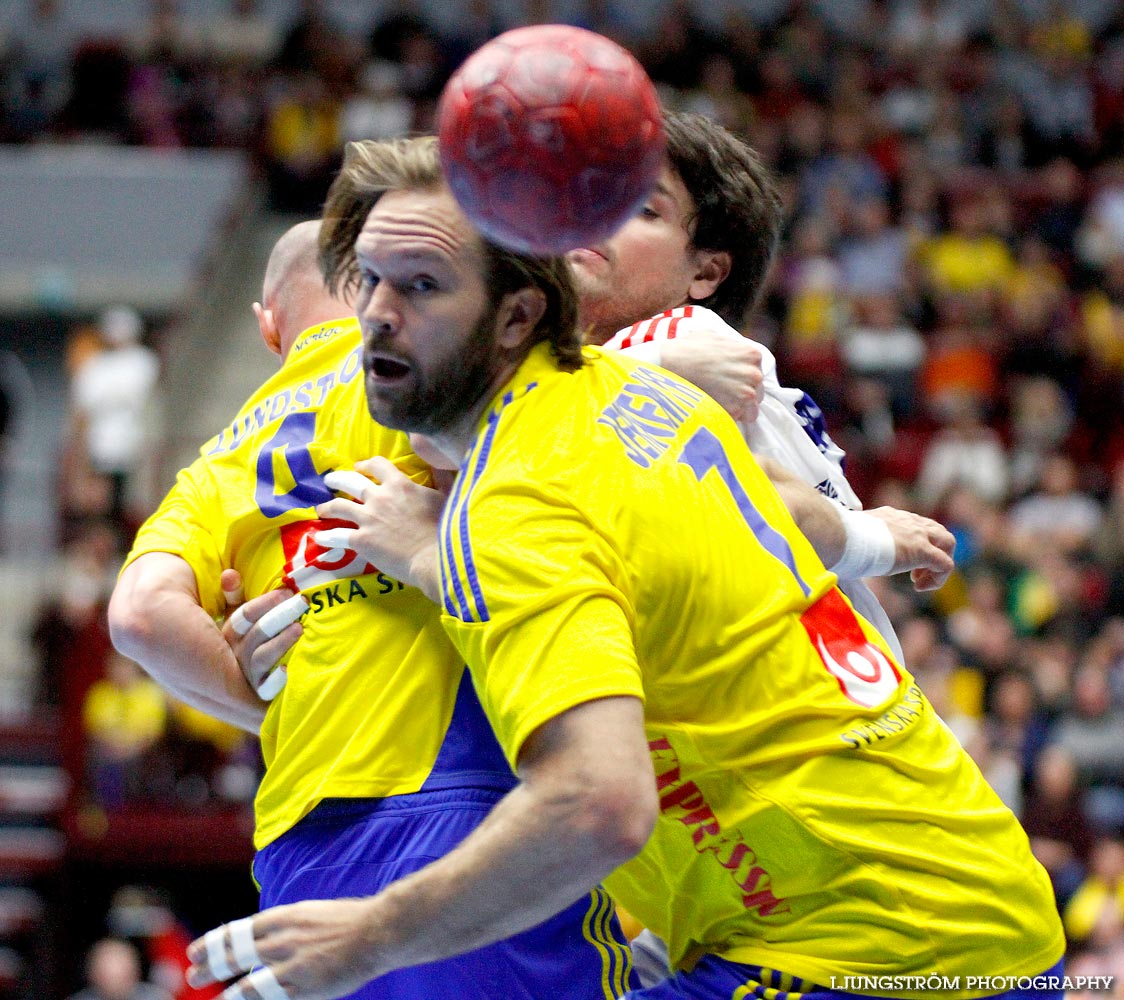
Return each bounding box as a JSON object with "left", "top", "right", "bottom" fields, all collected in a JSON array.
[
  {"left": 578, "top": 774, "right": 658, "bottom": 866},
  {"left": 107, "top": 570, "right": 170, "bottom": 665},
  {"left": 107, "top": 583, "right": 152, "bottom": 660}
]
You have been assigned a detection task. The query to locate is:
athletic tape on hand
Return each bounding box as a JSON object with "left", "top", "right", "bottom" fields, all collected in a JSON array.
[
  {"left": 324, "top": 470, "right": 374, "bottom": 498},
  {"left": 228, "top": 607, "right": 252, "bottom": 637},
  {"left": 228, "top": 917, "right": 260, "bottom": 971},
  {"left": 243, "top": 966, "right": 291, "bottom": 1000},
  {"left": 313, "top": 527, "right": 355, "bottom": 550},
  {"left": 204, "top": 926, "right": 234, "bottom": 982},
  {"left": 256, "top": 667, "right": 287, "bottom": 701},
  {"left": 831, "top": 507, "right": 896, "bottom": 581},
  {"left": 256, "top": 594, "right": 309, "bottom": 639}
]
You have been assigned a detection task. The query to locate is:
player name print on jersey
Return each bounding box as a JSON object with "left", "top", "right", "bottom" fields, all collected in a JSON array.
[
  {"left": 598, "top": 366, "right": 704, "bottom": 468},
  {"left": 649, "top": 736, "right": 790, "bottom": 919}
]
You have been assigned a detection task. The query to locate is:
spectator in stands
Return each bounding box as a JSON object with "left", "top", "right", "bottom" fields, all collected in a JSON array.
[
  {"left": 837, "top": 197, "right": 911, "bottom": 297},
  {"left": 839, "top": 292, "right": 925, "bottom": 418},
  {"left": 920, "top": 295, "right": 1002, "bottom": 415},
  {"left": 67, "top": 937, "right": 170, "bottom": 1000},
  {"left": 1009, "top": 453, "right": 1104, "bottom": 556},
  {"left": 1077, "top": 162, "right": 1124, "bottom": 272},
  {"left": 1016, "top": 44, "right": 1097, "bottom": 166},
  {"left": 30, "top": 520, "right": 117, "bottom": 714},
  {"left": 198, "top": 0, "right": 279, "bottom": 68},
  {"left": 920, "top": 193, "right": 1016, "bottom": 299},
  {"left": 914, "top": 391, "right": 1009, "bottom": 510},
  {"left": 0, "top": 0, "right": 72, "bottom": 140},
  {"left": 1006, "top": 378, "right": 1076, "bottom": 498},
  {"left": 1033, "top": 157, "right": 1086, "bottom": 260},
  {"left": 886, "top": 0, "right": 970, "bottom": 60},
  {"left": 1051, "top": 663, "right": 1124, "bottom": 831},
  {"left": 1080, "top": 252, "right": 1124, "bottom": 375},
  {"left": 82, "top": 652, "right": 168, "bottom": 809},
  {"left": 947, "top": 569, "right": 1019, "bottom": 679},
  {"left": 800, "top": 108, "right": 889, "bottom": 218},
  {"left": 261, "top": 70, "right": 342, "bottom": 213},
  {"left": 1021, "top": 744, "right": 1094, "bottom": 908},
  {"left": 985, "top": 668, "right": 1051, "bottom": 778},
  {"left": 68, "top": 307, "right": 160, "bottom": 540},
  {"left": 107, "top": 886, "right": 223, "bottom": 1000},
  {"left": 1064, "top": 836, "right": 1124, "bottom": 948}
]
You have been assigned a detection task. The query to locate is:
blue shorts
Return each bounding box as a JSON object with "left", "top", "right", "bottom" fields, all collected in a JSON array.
[
  {"left": 623, "top": 957, "right": 1066, "bottom": 1000},
  {"left": 254, "top": 788, "right": 635, "bottom": 999}
]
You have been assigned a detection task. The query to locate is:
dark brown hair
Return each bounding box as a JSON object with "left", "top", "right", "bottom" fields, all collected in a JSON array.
[
  {"left": 663, "top": 111, "right": 784, "bottom": 325},
  {"left": 319, "top": 137, "right": 583, "bottom": 370}
]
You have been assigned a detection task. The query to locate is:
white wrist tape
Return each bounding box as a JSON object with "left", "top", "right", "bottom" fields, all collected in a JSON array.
[{"left": 830, "top": 507, "right": 895, "bottom": 581}]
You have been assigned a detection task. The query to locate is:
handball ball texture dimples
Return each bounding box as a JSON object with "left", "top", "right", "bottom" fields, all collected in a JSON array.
[{"left": 438, "top": 25, "right": 665, "bottom": 256}]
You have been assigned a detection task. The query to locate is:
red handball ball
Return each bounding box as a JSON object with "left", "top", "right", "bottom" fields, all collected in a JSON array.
[{"left": 437, "top": 24, "right": 665, "bottom": 256}]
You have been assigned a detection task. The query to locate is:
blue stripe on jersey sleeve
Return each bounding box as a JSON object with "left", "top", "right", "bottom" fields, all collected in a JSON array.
[
  {"left": 440, "top": 386, "right": 535, "bottom": 624},
  {"left": 440, "top": 471, "right": 475, "bottom": 621}
]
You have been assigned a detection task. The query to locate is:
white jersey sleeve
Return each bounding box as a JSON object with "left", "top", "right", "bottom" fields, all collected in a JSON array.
[
  {"left": 608, "top": 305, "right": 861, "bottom": 508},
  {"left": 608, "top": 306, "right": 905, "bottom": 666}
]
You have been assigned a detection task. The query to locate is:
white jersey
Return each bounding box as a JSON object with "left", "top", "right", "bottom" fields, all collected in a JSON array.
[{"left": 607, "top": 305, "right": 904, "bottom": 666}]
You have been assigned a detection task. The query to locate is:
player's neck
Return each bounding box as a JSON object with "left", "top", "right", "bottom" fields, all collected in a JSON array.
[{"left": 426, "top": 355, "right": 523, "bottom": 464}]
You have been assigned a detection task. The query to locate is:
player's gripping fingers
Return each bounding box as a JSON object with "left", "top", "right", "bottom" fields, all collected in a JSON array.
[
  {"left": 353, "top": 455, "right": 405, "bottom": 485},
  {"left": 309, "top": 523, "right": 357, "bottom": 550},
  {"left": 314, "top": 497, "right": 362, "bottom": 525},
  {"left": 222, "top": 967, "right": 291, "bottom": 1000},
  {"left": 222, "top": 590, "right": 307, "bottom": 696},
  {"left": 323, "top": 470, "right": 374, "bottom": 500},
  {"left": 868, "top": 506, "right": 955, "bottom": 583},
  {"left": 189, "top": 901, "right": 379, "bottom": 1000},
  {"left": 188, "top": 917, "right": 291, "bottom": 1000},
  {"left": 221, "top": 569, "right": 245, "bottom": 612},
  {"left": 223, "top": 589, "right": 302, "bottom": 644},
  {"left": 911, "top": 567, "right": 942, "bottom": 592},
  {"left": 188, "top": 916, "right": 262, "bottom": 987}
]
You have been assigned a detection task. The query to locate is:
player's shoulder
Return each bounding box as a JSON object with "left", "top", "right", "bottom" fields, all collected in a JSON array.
[{"left": 475, "top": 344, "right": 714, "bottom": 486}]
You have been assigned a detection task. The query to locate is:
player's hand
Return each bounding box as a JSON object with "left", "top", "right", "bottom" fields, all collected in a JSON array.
[
  {"left": 223, "top": 587, "right": 307, "bottom": 700},
  {"left": 314, "top": 457, "right": 447, "bottom": 603},
  {"left": 659, "top": 327, "right": 763, "bottom": 423},
  {"left": 186, "top": 900, "right": 384, "bottom": 1000},
  {"left": 866, "top": 506, "right": 956, "bottom": 592}
]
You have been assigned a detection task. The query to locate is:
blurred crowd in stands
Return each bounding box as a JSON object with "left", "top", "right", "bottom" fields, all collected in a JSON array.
[{"left": 7, "top": 0, "right": 1124, "bottom": 987}]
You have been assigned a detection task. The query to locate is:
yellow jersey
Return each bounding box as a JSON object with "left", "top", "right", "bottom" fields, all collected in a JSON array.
[
  {"left": 439, "top": 343, "right": 1064, "bottom": 995},
  {"left": 125, "top": 319, "right": 515, "bottom": 850}
]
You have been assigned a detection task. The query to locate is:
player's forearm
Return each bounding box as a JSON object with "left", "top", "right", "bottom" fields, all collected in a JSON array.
[
  {"left": 355, "top": 785, "right": 631, "bottom": 976},
  {"left": 759, "top": 457, "right": 847, "bottom": 567},
  {"left": 109, "top": 560, "right": 266, "bottom": 732},
  {"left": 355, "top": 699, "right": 655, "bottom": 978}
]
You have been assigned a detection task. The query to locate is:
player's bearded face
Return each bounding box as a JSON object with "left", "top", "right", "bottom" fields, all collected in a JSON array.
[
  {"left": 567, "top": 162, "right": 704, "bottom": 345},
  {"left": 356, "top": 187, "right": 507, "bottom": 436},
  {"left": 365, "top": 298, "right": 503, "bottom": 435}
]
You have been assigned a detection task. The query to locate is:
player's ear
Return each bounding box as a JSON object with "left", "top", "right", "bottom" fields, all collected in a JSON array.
[
  {"left": 254, "top": 301, "right": 282, "bottom": 357},
  {"left": 687, "top": 250, "right": 732, "bottom": 303},
  {"left": 495, "top": 288, "right": 547, "bottom": 350}
]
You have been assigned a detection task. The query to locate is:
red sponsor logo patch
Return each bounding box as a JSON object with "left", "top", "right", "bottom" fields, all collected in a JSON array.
[{"left": 280, "top": 518, "right": 375, "bottom": 592}]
